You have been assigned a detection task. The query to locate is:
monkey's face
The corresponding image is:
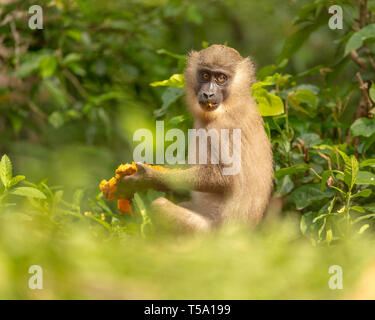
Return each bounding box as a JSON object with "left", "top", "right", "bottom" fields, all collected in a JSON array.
[{"left": 196, "top": 68, "right": 229, "bottom": 112}]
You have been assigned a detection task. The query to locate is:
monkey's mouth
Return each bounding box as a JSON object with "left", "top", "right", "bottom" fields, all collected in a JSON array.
[{"left": 199, "top": 102, "right": 220, "bottom": 111}]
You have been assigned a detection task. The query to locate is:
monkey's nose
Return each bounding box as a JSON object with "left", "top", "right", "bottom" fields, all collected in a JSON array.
[{"left": 203, "top": 92, "right": 215, "bottom": 99}]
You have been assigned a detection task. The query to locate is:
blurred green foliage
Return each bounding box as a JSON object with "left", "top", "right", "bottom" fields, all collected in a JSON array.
[{"left": 1, "top": 0, "right": 375, "bottom": 299}]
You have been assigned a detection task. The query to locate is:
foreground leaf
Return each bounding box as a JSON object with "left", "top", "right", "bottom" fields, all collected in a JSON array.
[
  {"left": 287, "top": 184, "right": 334, "bottom": 210},
  {"left": 10, "top": 187, "right": 47, "bottom": 199},
  {"left": 345, "top": 24, "right": 375, "bottom": 56},
  {"left": 8, "top": 175, "right": 26, "bottom": 188},
  {"left": 344, "top": 155, "right": 359, "bottom": 191},
  {"left": 274, "top": 164, "right": 310, "bottom": 179},
  {"left": 359, "top": 159, "right": 375, "bottom": 168},
  {"left": 150, "top": 74, "right": 185, "bottom": 88},
  {"left": 0, "top": 155, "right": 12, "bottom": 187},
  {"left": 351, "top": 189, "right": 372, "bottom": 199},
  {"left": 355, "top": 171, "right": 375, "bottom": 185},
  {"left": 351, "top": 118, "right": 375, "bottom": 137}
]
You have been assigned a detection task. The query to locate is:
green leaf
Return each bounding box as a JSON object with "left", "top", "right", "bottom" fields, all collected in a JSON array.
[
  {"left": 326, "top": 228, "right": 333, "bottom": 246},
  {"left": 65, "top": 29, "right": 82, "bottom": 41},
  {"left": 167, "top": 115, "right": 187, "bottom": 126},
  {"left": 153, "top": 87, "right": 185, "bottom": 117},
  {"left": 300, "top": 214, "right": 308, "bottom": 235},
  {"left": 330, "top": 186, "right": 346, "bottom": 195},
  {"left": 106, "top": 20, "right": 134, "bottom": 31},
  {"left": 274, "top": 164, "right": 309, "bottom": 179},
  {"left": 52, "top": 190, "right": 64, "bottom": 215},
  {"left": 293, "top": 2, "right": 323, "bottom": 24},
  {"left": 313, "top": 213, "right": 328, "bottom": 223},
  {"left": 299, "top": 132, "right": 322, "bottom": 148},
  {"left": 133, "top": 192, "right": 154, "bottom": 238},
  {"left": 8, "top": 175, "right": 25, "bottom": 188},
  {"left": 353, "top": 214, "right": 375, "bottom": 224},
  {"left": 287, "top": 184, "right": 334, "bottom": 210},
  {"left": 294, "top": 65, "right": 324, "bottom": 80},
  {"left": 275, "top": 175, "right": 294, "bottom": 197},
  {"left": 351, "top": 189, "right": 372, "bottom": 198},
  {"left": 43, "top": 79, "right": 68, "bottom": 109},
  {"left": 0, "top": 154, "right": 12, "bottom": 187},
  {"left": 14, "top": 52, "right": 49, "bottom": 78},
  {"left": 251, "top": 80, "right": 284, "bottom": 116},
  {"left": 73, "top": 189, "right": 84, "bottom": 206},
  {"left": 48, "top": 111, "right": 65, "bottom": 129},
  {"left": 359, "top": 159, "right": 375, "bottom": 168},
  {"left": 351, "top": 206, "right": 365, "bottom": 213},
  {"left": 318, "top": 217, "right": 327, "bottom": 239},
  {"left": 89, "top": 216, "right": 112, "bottom": 231},
  {"left": 370, "top": 83, "right": 375, "bottom": 103},
  {"left": 344, "top": 155, "right": 359, "bottom": 191},
  {"left": 355, "top": 171, "right": 375, "bottom": 185},
  {"left": 252, "top": 73, "right": 282, "bottom": 88},
  {"left": 150, "top": 74, "right": 185, "bottom": 88},
  {"left": 257, "top": 93, "right": 284, "bottom": 117},
  {"left": 10, "top": 187, "right": 46, "bottom": 199},
  {"left": 320, "top": 170, "right": 332, "bottom": 191},
  {"left": 345, "top": 24, "right": 375, "bottom": 56},
  {"left": 351, "top": 118, "right": 375, "bottom": 137},
  {"left": 39, "top": 56, "right": 58, "bottom": 78},
  {"left": 257, "top": 65, "right": 279, "bottom": 80},
  {"left": 287, "top": 89, "right": 318, "bottom": 117},
  {"left": 278, "top": 22, "right": 321, "bottom": 64},
  {"left": 358, "top": 224, "right": 370, "bottom": 234},
  {"left": 133, "top": 193, "right": 147, "bottom": 219},
  {"left": 328, "top": 197, "right": 336, "bottom": 214},
  {"left": 313, "top": 144, "right": 334, "bottom": 151},
  {"left": 62, "top": 53, "right": 82, "bottom": 65},
  {"left": 335, "top": 148, "right": 350, "bottom": 165},
  {"left": 363, "top": 204, "right": 375, "bottom": 213},
  {"left": 362, "top": 133, "right": 375, "bottom": 155},
  {"left": 186, "top": 4, "right": 203, "bottom": 25}
]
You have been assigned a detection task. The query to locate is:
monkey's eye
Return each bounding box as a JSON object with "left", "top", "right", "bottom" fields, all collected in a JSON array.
[
  {"left": 217, "top": 74, "right": 227, "bottom": 83},
  {"left": 201, "top": 72, "right": 210, "bottom": 81}
]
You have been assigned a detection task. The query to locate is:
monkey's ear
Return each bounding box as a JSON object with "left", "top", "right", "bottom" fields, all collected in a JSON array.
[
  {"left": 243, "top": 57, "right": 256, "bottom": 84},
  {"left": 244, "top": 57, "right": 256, "bottom": 75}
]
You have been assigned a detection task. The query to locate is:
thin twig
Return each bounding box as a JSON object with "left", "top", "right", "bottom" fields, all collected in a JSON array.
[
  {"left": 350, "top": 50, "right": 368, "bottom": 71},
  {"left": 364, "top": 47, "right": 375, "bottom": 71},
  {"left": 359, "top": 0, "right": 368, "bottom": 28},
  {"left": 62, "top": 69, "right": 89, "bottom": 99},
  {"left": 356, "top": 72, "right": 373, "bottom": 110}
]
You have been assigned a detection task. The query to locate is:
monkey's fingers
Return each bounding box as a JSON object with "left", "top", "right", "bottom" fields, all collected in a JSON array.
[
  {"left": 99, "top": 178, "right": 118, "bottom": 200},
  {"left": 115, "top": 162, "right": 137, "bottom": 179}
]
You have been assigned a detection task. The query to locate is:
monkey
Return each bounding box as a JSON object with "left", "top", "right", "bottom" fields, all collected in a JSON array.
[{"left": 117, "top": 44, "right": 274, "bottom": 232}]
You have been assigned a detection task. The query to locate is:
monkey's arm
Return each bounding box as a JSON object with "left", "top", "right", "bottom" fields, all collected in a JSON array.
[
  {"left": 152, "top": 164, "right": 231, "bottom": 193},
  {"left": 116, "top": 162, "right": 231, "bottom": 199}
]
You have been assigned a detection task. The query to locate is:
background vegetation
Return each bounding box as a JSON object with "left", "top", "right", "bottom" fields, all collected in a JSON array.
[{"left": 1, "top": 0, "right": 375, "bottom": 299}]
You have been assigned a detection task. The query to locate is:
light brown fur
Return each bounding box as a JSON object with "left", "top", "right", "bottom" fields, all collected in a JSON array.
[
  {"left": 183, "top": 45, "right": 273, "bottom": 225},
  {"left": 136, "top": 45, "right": 273, "bottom": 231}
]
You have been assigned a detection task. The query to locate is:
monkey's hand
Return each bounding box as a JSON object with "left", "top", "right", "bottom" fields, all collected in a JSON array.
[
  {"left": 116, "top": 162, "right": 156, "bottom": 199},
  {"left": 117, "top": 162, "right": 154, "bottom": 199}
]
